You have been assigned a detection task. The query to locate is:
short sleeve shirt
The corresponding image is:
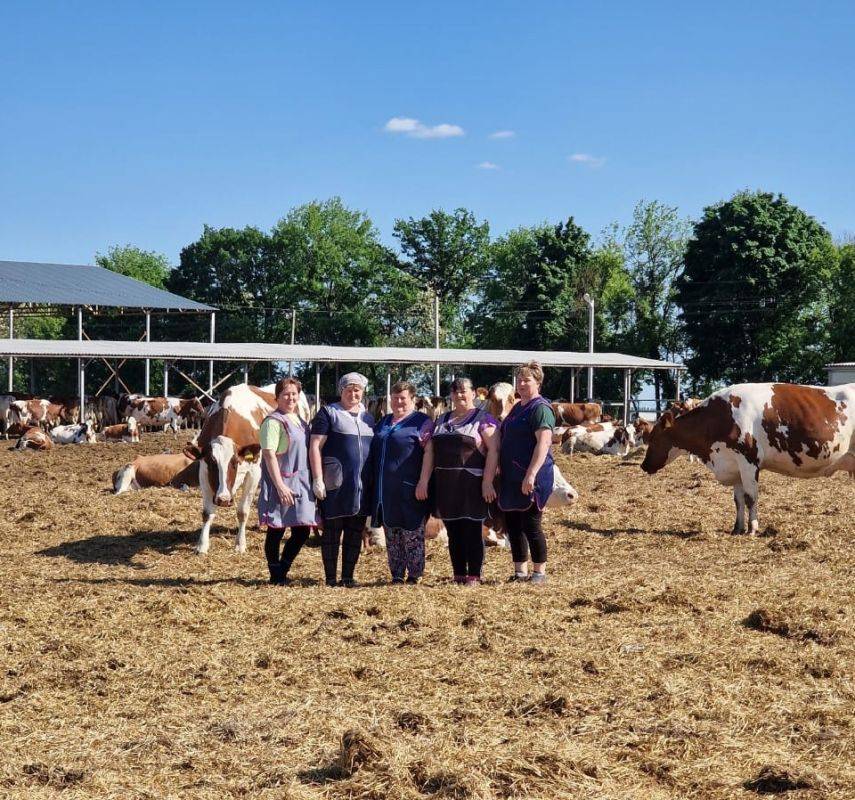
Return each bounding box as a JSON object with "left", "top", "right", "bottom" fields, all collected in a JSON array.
[
  {"left": 259, "top": 413, "right": 302, "bottom": 454},
  {"left": 529, "top": 404, "right": 556, "bottom": 432}
]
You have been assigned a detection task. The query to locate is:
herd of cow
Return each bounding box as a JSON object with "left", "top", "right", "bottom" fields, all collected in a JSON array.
[{"left": 6, "top": 379, "right": 853, "bottom": 551}]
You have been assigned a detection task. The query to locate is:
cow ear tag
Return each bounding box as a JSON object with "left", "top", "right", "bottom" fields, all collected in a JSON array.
[{"left": 244, "top": 452, "right": 254, "bottom": 462}]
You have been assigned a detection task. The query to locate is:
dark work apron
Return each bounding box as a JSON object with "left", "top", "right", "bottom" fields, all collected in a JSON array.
[
  {"left": 432, "top": 407, "right": 490, "bottom": 521},
  {"left": 498, "top": 396, "right": 554, "bottom": 512}
]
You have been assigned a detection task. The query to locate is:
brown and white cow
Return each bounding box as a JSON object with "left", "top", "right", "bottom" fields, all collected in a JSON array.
[
  {"left": 551, "top": 401, "right": 601, "bottom": 427},
  {"left": 183, "top": 384, "right": 274, "bottom": 554},
  {"left": 561, "top": 421, "right": 636, "bottom": 457},
  {"left": 485, "top": 382, "right": 517, "bottom": 421},
  {"left": 632, "top": 417, "right": 653, "bottom": 445},
  {"left": 102, "top": 416, "right": 140, "bottom": 443},
  {"left": 15, "top": 426, "right": 52, "bottom": 451},
  {"left": 641, "top": 383, "right": 855, "bottom": 534},
  {"left": 11, "top": 398, "right": 63, "bottom": 429},
  {"left": 49, "top": 419, "right": 97, "bottom": 445},
  {"left": 112, "top": 453, "right": 200, "bottom": 494}
]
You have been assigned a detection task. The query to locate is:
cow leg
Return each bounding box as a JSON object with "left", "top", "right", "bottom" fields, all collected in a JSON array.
[
  {"left": 196, "top": 461, "right": 216, "bottom": 555},
  {"left": 732, "top": 486, "right": 747, "bottom": 534},
  {"left": 234, "top": 463, "right": 261, "bottom": 554},
  {"left": 737, "top": 462, "right": 760, "bottom": 535}
]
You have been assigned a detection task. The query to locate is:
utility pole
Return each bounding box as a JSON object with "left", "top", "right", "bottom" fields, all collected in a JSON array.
[
  {"left": 582, "top": 293, "right": 595, "bottom": 400},
  {"left": 434, "top": 290, "right": 440, "bottom": 396},
  {"left": 289, "top": 308, "right": 296, "bottom": 377}
]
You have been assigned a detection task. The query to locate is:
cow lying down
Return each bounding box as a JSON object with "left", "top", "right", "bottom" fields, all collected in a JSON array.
[
  {"left": 113, "top": 453, "right": 201, "bottom": 494},
  {"left": 15, "top": 427, "right": 52, "bottom": 451},
  {"left": 561, "top": 421, "right": 637, "bottom": 456}
]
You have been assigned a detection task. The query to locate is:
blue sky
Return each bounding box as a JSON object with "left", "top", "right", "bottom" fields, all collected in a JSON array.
[{"left": 2, "top": 1, "right": 853, "bottom": 265}]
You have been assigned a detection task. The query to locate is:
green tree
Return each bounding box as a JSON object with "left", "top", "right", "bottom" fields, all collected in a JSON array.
[
  {"left": 827, "top": 242, "right": 855, "bottom": 363},
  {"left": 620, "top": 200, "right": 689, "bottom": 404},
  {"left": 95, "top": 244, "right": 170, "bottom": 288},
  {"left": 677, "top": 191, "right": 836, "bottom": 385},
  {"left": 393, "top": 208, "right": 490, "bottom": 348}
]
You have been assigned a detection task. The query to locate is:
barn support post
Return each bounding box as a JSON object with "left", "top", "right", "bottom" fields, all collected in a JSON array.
[
  {"left": 208, "top": 312, "right": 216, "bottom": 394},
  {"left": 144, "top": 311, "right": 151, "bottom": 395},
  {"left": 315, "top": 362, "right": 321, "bottom": 415},
  {"left": 675, "top": 369, "right": 681, "bottom": 403},
  {"left": 79, "top": 359, "right": 86, "bottom": 423},
  {"left": 623, "top": 369, "right": 632, "bottom": 425},
  {"left": 288, "top": 308, "right": 296, "bottom": 377},
  {"left": 386, "top": 367, "right": 391, "bottom": 413},
  {"left": 7, "top": 308, "right": 13, "bottom": 392},
  {"left": 569, "top": 369, "right": 575, "bottom": 402},
  {"left": 163, "top": 361, "right": 169, "bottom": 398},
  {"left": 242, "top": 363, "right": 249, "bottom": 384}
]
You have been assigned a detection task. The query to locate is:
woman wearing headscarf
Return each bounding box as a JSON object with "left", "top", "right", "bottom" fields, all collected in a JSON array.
[
  {"left": 309, "top": 372, "right": 374, "bottom": 587},
  {"left": 368, "top": 381, "right": 434, "bottom": 584},
  {"left": 425, "top": 377, "right": 499, "bottom": 586},
  {"left": 257, "top": 377, "right": 317, "bottom": 585},
  {"left": 498, "top": 361, "right": 555, "bottom": 585}
]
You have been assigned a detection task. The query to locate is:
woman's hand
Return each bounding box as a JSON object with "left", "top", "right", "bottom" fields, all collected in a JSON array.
[
  {"left": 415, "top": 479, "right": 429, "bottom": 501},
  {"left": 521, "top": 473, "right": 535, "bottom": 496},
  {"left": 482, "top": 479, "right": 496, "bottom": 504},
  {"left": 277, "top": 484, "right": 296, "bottom": 507}
]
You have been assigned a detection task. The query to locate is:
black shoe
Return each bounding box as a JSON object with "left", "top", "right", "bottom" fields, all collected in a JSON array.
[
  {"left": 325, "top": 578, "right": 338, "bottom": 588},
  {"left": 268, "top": 562, "right": 285, "bottom": 586},
  {"left": 391, "top": 578, "right": 405, "bottom": 585},
  {"left": 340, "top": 579, "right": 358, "bottom": 588},
  {"left": 405, "top": 576, "right": 421, "bottom": 585}
]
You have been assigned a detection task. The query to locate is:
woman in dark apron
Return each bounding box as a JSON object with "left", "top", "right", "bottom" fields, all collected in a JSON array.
[
  {"left": 258, "top": 377, "right": 317, "bottom": 585},
  {"left": 498, "top": 361, "right": 555, "bottom": 585},
  {"left": 427, "top": 377, "right": 499, "bottom": 585},
  {"left": 308, "top": 372, "right": 374, "bottom": 587},
  {"left": 368, "top": 381, "right": 434, "bottom": 584}
]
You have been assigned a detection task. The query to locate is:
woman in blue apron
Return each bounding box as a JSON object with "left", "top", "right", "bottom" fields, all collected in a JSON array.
[
  {"left": 498, "top": 361, "right": 555, "bottom": 585},
  {"left": 368, "top": 380, "right": 434, "bottom": 584},
  {"left": 427, "top": 377, "right": 499, "bottom": 585},
  {"left": 258, "top": 377, "right": 317, "bottom": 585},
  {"left": 309, "top": 372, "right": 374, "bottom": 587}
]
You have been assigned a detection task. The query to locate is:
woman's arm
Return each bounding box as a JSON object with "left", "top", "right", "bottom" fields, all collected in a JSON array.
[
  {"left": 481, "top": 425, "right": 499, "bottom": 503},
  {"left": 521, "top": 428, "right": 552, "bottom": 496},
  {"left": 308, "top": 434, "right": 327, "bottom": 499},
  {"left": 415, "top": 439, "right": 433, "bottom": 501}
]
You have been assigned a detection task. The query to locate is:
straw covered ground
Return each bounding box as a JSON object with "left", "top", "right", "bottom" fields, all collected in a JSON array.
[{"left": 0, "top": 432, "right": 852, "bottom": 799}]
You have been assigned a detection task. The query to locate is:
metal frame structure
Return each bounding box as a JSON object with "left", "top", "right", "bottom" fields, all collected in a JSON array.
[{"left": 0, "top": 338, "right": 686, "bottom": 423}]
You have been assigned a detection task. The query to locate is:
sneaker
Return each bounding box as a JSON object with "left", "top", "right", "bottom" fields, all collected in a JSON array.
[
  {"left": 391, "top": 578, "right": 405, "bottom": 585},
  {"left": 507, "top": 573, "right": 530, "bottom": 583},
  {"left": 453, "top": 575, "right": 466, "bottom": 585},
  {"left": 339, "top": 579, "right": 358, "bottom": 589},
  {"left": 405, "top": 576, "right": 421, "bottom": 585},
  {"left": 529, "top": 573, "right": 547, "bottom": 586},
  {"left": 464, "top": 577, "right": 481, "bottom": 587}
]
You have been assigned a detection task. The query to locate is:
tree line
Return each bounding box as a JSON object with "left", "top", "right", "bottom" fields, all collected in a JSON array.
[{"left": 8, "top": 191, "right": 853, "bottom": 400}]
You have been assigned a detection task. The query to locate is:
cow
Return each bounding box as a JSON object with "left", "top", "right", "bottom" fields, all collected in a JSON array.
[
  {"left": 641, "top": 383, "right": 855, "bottom": 534},
  {"left": 632, "top": 417, "right": 653, "bottom": 445},
  {"left": 10, "top": 398, "right": 61, "bottom": 429},
  {"left": 183, "top": 383, "right": 273, "bottom": 554},
  {"left": 485, "top": 382, "right": 517, "bottom": 421},
  {"left": 667, "top": 397, "right": 702, "bottom": 416},
  {"left": 15, "top": 426, "right": 52, "bottom": 451},
  {"left": 102, "top": 416, "right": 140, "bottom": 443},
  {"left": 0, "top": 394, "right": 14, "bottom": 437},
  {"left": 124, "top": 396, "right": 181, "bottom": 434},
  {"left": 551, "top": 402, "right": 601, "bottom": 427},
  {"left": 49, "top": 419, "right": 97, "bottom": 445},
  {"left": 561, "top": 421, "right": 636, "bottom": 457},
  {"left": 96, "top": 394, "right": 119, "bottom": 427},
  {"left": 113, "top": 453, "right": 200, "bottom": 494}
]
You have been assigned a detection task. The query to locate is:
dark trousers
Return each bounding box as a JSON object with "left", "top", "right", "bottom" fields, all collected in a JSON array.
[
  {"left": 321, "top": 515, "right": 366, "bottom": 583},
  {"left": 505, "top": 505, "right": 547, "bottom": 564},
  {"left": 264, "top": 526, "right": 311, "bottom": 583},
  {"left": 445, "top": 518, "right": 485, "bottom": 578}
]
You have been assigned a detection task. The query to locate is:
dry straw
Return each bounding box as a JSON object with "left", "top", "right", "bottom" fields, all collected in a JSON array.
[{"left": 0, "top": 435, "right": 852, "bottom": 798}]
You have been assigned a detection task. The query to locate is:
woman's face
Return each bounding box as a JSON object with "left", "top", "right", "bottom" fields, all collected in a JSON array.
[
  {"left": 340, "top": 384, "right": 363, "bottom": 408},
  {"left": 390, "top": 390, "right": 414, "bottom": 417},
  {"left": 516, "top": 374, "right": 540, "bottom": 399},
  {"left": 451, "top": 383, "right": 475, "bottom": 411},
  {"left": 277, "top": 384, "right": 300, "bottom": 413}
]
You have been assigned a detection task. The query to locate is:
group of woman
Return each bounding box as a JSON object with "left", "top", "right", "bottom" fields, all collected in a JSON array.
[{"left": 257, "top": 361, "right": 557, "bottom": 587}]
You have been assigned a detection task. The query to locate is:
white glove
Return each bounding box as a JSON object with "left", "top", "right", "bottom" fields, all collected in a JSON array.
[{"left": 312, "top": 477, "right": 327, "bottom": 500}]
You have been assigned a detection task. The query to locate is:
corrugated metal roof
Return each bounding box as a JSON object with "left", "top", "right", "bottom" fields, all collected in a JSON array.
[
  {"left": 0, "top": 338, "right": 685, "bottom": 370},
  {"left": 0, "top": 260, "right": 214, "bottom": 311},
  {"left": 825, "top": 363, "right": 855, "bottom": 368}
]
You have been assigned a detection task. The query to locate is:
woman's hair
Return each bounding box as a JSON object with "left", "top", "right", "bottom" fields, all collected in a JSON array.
[
  {"left": 274, "top": 377, "right": 302, "bottom": 398},
  {"left": 514, "top": 360, "right": 544, "bottom": 386},
  {"left": 389, "top": 380, "right": 417, "bottom": 398},
  {"left": 449, "top": 377, "right": 473, "bottom": 392}
]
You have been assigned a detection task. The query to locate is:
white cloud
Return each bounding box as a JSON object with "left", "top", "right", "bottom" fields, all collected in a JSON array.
[
  {"left": 568, "top": 153, "right": 606, "bottom": 168},
  {"left": 384, "top": 117, "right": 465, "bottom": 139},
  {"left": 477, "top": 161, "right": 500, "bottom": 170},
  {"left": 489, "top": 130, "right": 516, "bottom": 139}
]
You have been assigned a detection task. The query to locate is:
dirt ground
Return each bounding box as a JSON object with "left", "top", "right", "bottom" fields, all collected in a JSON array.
[{"left": 0, "top": 432, "right": 852, "bottom": 799}]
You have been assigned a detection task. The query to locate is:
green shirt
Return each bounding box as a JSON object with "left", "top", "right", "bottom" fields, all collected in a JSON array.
[
  {"left": 529, "top": 404, "right": 556, "bottom": 431},
  {"left": 259, "top": 413, "right": 302, "bottom": 454}
]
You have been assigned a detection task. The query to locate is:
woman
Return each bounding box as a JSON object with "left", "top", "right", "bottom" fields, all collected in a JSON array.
[
  {"left": 498, "top": 361, "right": 555, "bottom": 585},
  {"left": 368, "top": 381, "right": 434, "bottom": 584},
  {"left": 309, "top": 372, "right": 374, "bottom": 588},
  {"left": 425, "top": 377, "right": 499, "bottom": 586},
  {"left": 257, "top": 377, "right": 317, "bottom": 585}
]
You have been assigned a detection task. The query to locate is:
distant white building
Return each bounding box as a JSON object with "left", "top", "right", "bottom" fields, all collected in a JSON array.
[{"left": 826, "top": 363, "right": 855, "bottom": 385}]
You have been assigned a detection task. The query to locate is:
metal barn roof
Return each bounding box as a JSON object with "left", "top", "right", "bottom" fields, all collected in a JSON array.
[
  {"left": 0, "top": 339, "right": 684, "bottom": 370},
  {"left": 0, "top": 260, "right": 214, "bottom": 311}
]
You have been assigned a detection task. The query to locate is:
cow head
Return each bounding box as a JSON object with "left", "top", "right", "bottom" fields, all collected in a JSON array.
[
  {"left": 486, "top": 382, "right": 517, "bottom": 421},
  {"left": 187, "top": 435, "right": 260, "bottom": 507},
  {"left": 546, "top": 465, "right": 579, "bottom": 507},
  {"left": 640, "top": 412, "right": 680, "bottom": 474}
]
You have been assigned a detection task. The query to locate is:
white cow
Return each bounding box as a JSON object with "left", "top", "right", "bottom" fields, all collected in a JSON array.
[
  {"left": 561, "top": 421, "right": 637, "bottom": 457},
  {"left": 50, "top": 419, "right": 97, "bottom": 444}
]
